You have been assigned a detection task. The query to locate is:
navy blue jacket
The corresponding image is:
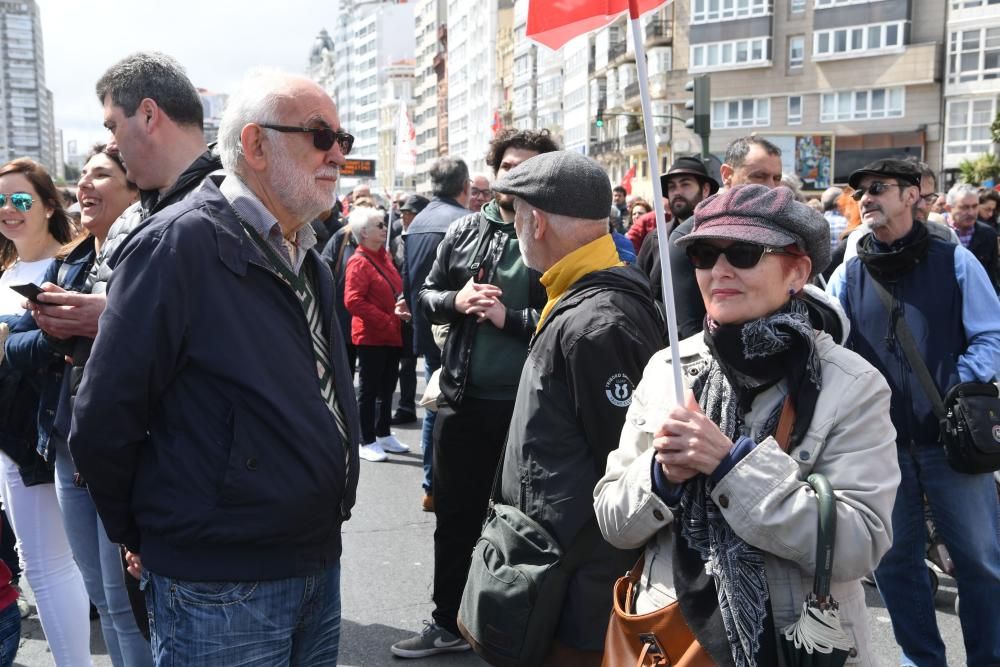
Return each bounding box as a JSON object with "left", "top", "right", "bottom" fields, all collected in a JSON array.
[
  {"left": 967, "top": 221, "right": 999, "bottom": 293},
  {"left": 70, "top": 177, "right": 361, "bottom": 582},
  {"left": 404, "top": 197, "right": 470, "bottom": 358},
  {"left": 840, "top": 234, "right": 964, "bottom": 446},
  {"left": 5, "top": 237, "right": 96, "bottom": 460}
]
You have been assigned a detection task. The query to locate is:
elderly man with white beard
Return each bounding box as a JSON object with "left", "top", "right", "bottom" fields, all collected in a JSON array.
[{"left": 70, "top": 70, "right": 362, "bottom": 665}]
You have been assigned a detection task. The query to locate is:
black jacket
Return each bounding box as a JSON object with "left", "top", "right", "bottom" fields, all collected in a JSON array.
[
  {"left": 637, "top": 217, "right": 704, "bottom": 339},
  {"left": 499, "top": 264, "right": 665, "bottom": 647},
  {"left": 71, "top": 177, "right": 361, "bottom": 581},
  {"left": 418, "top": 211, "right": 546, "bottom": 406},
  {"left": 967, "top": 221, "right": 1000, "bottom": 293}
]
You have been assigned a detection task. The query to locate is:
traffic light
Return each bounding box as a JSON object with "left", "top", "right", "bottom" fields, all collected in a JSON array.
[
  {"left": 684, "top": 75, "right": 711, "bottom": 158},
  {"left": 595, "top": 108, "right": 605, "bottom": 128}
]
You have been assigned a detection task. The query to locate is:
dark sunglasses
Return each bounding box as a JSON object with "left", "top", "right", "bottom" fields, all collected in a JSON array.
[
  {"left": 851, "top": 182, "right": 902, "bottom": 200},
  {"left": 686, "top": 242, "right": 794, "bottom": 270},
  {"left": 259, "top": 124, "right": 355, "bottom": 154},
  {"left": 0, "top": 192, "right": 33, "bottom": 212}
]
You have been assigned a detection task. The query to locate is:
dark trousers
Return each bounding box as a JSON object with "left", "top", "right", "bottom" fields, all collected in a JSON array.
[
  {"left": 356, "top": 345, "right": 401, "bottom": 444},
  {"left": 431, "top": 397, "right": 516, "bottom": 635},
  {"left": 396, "top": 322, "right": 417, "bottom": 414}
]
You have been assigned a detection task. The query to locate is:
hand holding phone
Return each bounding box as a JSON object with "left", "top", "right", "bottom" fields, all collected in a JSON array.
[{"left": 9, "top": 282, "right": 43, "bottom": 304}]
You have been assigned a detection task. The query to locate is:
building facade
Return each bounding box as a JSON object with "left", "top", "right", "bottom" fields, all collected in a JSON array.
[
  {"left": 412, "top": 0, "right": 447, "bottom": 193},
  {"left": 0, "top": 0, "right": 57, "bottom": 172}
]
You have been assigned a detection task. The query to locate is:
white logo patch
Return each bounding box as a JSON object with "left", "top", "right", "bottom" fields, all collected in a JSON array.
[{"left": 605, "top": 373, "right": 635, "bottom": 408}]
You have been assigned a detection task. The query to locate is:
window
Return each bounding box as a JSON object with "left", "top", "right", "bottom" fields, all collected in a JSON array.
[
  {"left": 691, "top": 37, "right": 770, "bottom": 71},
  {"left": 820, "top": 87, "right": 904, "bottom": 122},
  {"left": 948, "top": 28, "right": 1000, "bottom": 84},
  {"left": 814, "top": 21, "right": 905, "bottom": 59},
  {"left": 946, "top": 98, "right": 996, "bottom": 156},
  {"left": 691, "top": 0, "right": 771, "bottom": 23},
  {"left": 788, "top": 96, "right": 802, "bottom": 125},
  {"left": 815, "top": 0, "right": 870, "bottom": 6},
  {"left": 789, "top": 36, "right": 805, "bottom": 67},
  {"left": 712, "top": 98, "right": 770, "bottom": 128},
  {"left": 951, "top": 0, "right": 1000, "bottom": 7},
  {"left": 791, "top": 0, "right": 806, "bottom": 11}
]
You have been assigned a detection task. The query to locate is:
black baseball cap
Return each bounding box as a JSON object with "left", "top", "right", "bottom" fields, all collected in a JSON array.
[{"left": 848, "top": 159, "right": 921, "bottom": 189}]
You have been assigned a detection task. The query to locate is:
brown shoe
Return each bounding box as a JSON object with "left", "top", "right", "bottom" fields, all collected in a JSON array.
[{"left": 422, "top": 494, "right": 434, "bottom": 512}]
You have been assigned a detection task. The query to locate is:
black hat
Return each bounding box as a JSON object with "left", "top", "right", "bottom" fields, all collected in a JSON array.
[
  {"left": 400, "top": 194, "right": 430, "bottom": 214},
  {"left": 660, "top": 156, "right": 719, "bottom": 195},
  {"left": 848, "top": 159, "right": 921, "bottom": 189},
  {"left": 491, "top": 150, "right": 611, "bottom": 220}
]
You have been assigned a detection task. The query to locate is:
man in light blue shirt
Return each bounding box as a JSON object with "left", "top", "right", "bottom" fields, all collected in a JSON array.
[{"left": 826, "top": 158, "right": 1000, "bottom": 667}]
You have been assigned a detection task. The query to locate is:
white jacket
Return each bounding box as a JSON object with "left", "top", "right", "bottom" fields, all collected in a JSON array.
[{"left": 593, "top": 332, "right": 900, "bottom": 666}]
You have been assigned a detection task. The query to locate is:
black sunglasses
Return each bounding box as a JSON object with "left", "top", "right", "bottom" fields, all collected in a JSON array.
[
  {"left": 259, "top": 124, "right": 354, "bottom": 155},
  {"left": 686, "top": 242, "right": 794, "bottom": 270},
  {"left": 851, "top": 182, "right": 903, "bottom": 200},
  {"left": 0, "top": 192, "right": 33, "bottom": 212}
]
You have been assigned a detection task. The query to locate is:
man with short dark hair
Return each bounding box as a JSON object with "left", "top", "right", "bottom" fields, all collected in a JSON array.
[
  {"left": 828, "top": 158, "right": 1000, "bottom": 667},
  {"left": 611, "top": 185, "right": 629, "bottom": 233},
  {"left": 72, "top": 69, "right": 360, "bottom": 665},
  {"left": 719, "top": 135, "right": 783, "bottom": 189},
  {"left": 391, "top": 129, "right": 556, "bottom": 659},
  {"left": 495, "top": 151, "right": 664, "bottom": 664}
]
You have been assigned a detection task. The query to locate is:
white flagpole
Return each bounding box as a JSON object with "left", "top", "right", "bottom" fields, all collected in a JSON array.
[{"left": 627, "top": 0, "right": 684, "bottom": 403}]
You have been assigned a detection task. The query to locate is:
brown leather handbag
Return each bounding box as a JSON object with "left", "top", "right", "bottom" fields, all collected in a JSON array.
[
  {"left": 601, "top": 556, "right": 714, "bottom": 667},
  {"left": 602, "top": 397, "right": 797, "bottom": 667}
]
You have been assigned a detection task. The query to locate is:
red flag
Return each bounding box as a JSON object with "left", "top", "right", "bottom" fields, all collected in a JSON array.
[
  {"left": 620, "top": 163, "right": 636, "bottom": 195},
  {"left": 491, "top": 110, "right": 503, "bottom": 137},
  {"left": 527, "top": 0, "right": 668, "bottom": 50}
]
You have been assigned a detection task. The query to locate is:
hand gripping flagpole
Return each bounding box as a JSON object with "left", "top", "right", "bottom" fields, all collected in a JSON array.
[{"left": 627, "top": 0, "right": 685, "bottom": 403}]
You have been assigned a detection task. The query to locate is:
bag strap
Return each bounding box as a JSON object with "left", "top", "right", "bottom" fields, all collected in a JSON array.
[
  {"left": 774, "top": 395, "right": 796, "bottom": 453},
  {"left": 359, "top": 251, "right": 400, "bottom": 295},
  {"left": 467, "top": 213, "right": 495, "bottom": 279},
  {"left": 868, "top": 277, "right": 947, "bottom": 419}
]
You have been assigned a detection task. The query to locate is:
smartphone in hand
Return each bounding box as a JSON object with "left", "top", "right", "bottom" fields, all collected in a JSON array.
[{"left": 9, "top": 282, "right": 43, "bottom": 304}]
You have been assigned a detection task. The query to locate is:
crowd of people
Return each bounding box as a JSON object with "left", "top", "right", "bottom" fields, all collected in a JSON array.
[{"left": 0, "top": 48, "right": 995, "bottom": 667}]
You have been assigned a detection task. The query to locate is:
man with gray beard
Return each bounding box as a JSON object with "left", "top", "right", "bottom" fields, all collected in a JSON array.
[{"left": 71, "top": 70, "right": 361, "bottom": 665}]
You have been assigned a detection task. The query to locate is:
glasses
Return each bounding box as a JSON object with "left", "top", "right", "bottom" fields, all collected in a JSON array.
[
  {"left": 851, "top": 182, "right": 902, "bottom": 200},
  {"left": 920, "top": 191, "right": 939, "bottom": 204},
  {"left": 470, "top": 186, "right": 492, "bottom": 198},
  {"left": 259, "top": 124, "right": 355, "bottom": 155},
  {"left": 0, "top": 193, "right": 33, "bottom": 212},
  {"left": 686, "top": 242, "right": 794, "bottom": 270}
]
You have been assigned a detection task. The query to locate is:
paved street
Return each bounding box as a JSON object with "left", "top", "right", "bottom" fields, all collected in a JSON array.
[{"left": 13, "top": 386, "right": 968, "bottom": 666}]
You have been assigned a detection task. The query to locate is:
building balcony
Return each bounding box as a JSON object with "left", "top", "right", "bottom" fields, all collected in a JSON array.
[
  {"left": 645, "top": 20, "right": 672, "bottom": 45},
  {"left": 624, "top": 81, "right": 640, "bottom": 104},
  {"left": 591, "top": 137, "right": 621, "bottom": 155},
  {"left": 623, "top": 128, "right": 646, "bottom": 149},
  {"left": 609, "top": 42, "right": 627, "bottom": 63}
]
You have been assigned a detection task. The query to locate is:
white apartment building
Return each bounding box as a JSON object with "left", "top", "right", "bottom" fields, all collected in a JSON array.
[
  {"left": 446, "top": 0, "right": 513, "bottom": 173},
  {"left": 942, "top": 0, "right": 1000, "bottom": 179},
  {"left": 0, "top": 0, "right": 56, "bottom": 172},
  {"left": 377, "top": 61, "right": 416, "bottom": 193},
  {"left": 561, "top": 34, "right": 593, "bottom": 154},
  {"left": 412, "top": 0, "right": 446, "bottom": 193},
  {"left": 323, "top": 0, "right": 414, "bottom": 192}
]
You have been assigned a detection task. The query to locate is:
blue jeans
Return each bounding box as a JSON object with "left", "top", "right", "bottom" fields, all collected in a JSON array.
[
  {"left": 422, "top": 357, "right": 441, "bottom": 494},
  {"left": 0, "top": 601, "right": 20, "bottom": 667},
  {"left": 874, "top": 443, "right": 1000, "bottom": 666},
  {"left": 142, "top": 564, "right": 341, "bottom": 666},
  {"left": 53, "top": 437, "right": 152, "bottom": 667}
]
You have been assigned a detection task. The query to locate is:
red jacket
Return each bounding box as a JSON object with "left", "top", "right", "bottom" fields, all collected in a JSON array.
[
  {"left": 626, "top": 209, "right": 671, "bottom": 254},
  {"left": 344, "top": 245, "right": 404, "bottom": 347}
]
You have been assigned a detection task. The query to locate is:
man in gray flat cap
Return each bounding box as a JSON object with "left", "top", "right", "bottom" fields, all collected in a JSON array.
[{"left": 494, "top": 150, "right": 665, "bottom": 665}]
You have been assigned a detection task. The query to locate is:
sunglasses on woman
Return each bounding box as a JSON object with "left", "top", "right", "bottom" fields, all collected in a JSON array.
[
  {"left": 686, "top": 242, "right": 794, "bottom": 270},
  {"left": 259, "top": 124, "right": 355, "bottom": 155},
  {"left": 0, "top": 192, "right": 33, "bottom": 212}
]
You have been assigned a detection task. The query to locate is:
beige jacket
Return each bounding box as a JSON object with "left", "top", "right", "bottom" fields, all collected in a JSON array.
[{"left": 593, "top": 332, "right": 900, "bottom": 666}]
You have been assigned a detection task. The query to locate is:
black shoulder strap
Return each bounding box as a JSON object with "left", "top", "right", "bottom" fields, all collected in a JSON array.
[
  {"left": 869, "top": 277, "right": 947, "bottom": 419},
  {"left": 467, "top": 214, "right": 494, "bottom": 278},
  {"left": 359, "top": 252, "right": 400, "bottom": 294}
]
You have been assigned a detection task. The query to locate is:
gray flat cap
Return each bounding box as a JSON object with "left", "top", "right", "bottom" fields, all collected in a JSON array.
[
  {"left": 675, "top": 184, "right": 831, "bottom": 276},
  {"left": 491, "top": 150, "right": 612, "bottom": 220}
]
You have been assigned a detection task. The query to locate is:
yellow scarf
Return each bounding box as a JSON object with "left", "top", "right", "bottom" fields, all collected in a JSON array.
[{"left": 537, "top": 234, "right": 623, "bottom": 331}]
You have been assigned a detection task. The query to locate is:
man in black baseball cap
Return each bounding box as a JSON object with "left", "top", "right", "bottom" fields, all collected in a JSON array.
[{"left": 847, "top": 158, "right": 921, "bottom": 190}]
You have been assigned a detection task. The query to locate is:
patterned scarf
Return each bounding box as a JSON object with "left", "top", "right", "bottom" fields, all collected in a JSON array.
[{"left": 678, "top": 297, "right": 821, "bottom": 667}]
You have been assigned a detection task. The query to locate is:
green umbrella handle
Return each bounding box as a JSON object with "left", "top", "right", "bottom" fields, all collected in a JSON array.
[{"left": 807, "top": 473, "right": 836, "bottom": 601}]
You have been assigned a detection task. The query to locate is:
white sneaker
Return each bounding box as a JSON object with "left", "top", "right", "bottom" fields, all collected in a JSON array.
[
  {"left": 377, "top": 434, "right": 410, "bottom": 454},
  {"left": 359, "top": 442, "right": 388, "bottom": 462}
]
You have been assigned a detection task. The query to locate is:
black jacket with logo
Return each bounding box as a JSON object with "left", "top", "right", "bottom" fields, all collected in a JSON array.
[{"left": 499, "top": 264, "right": 665, "bottom": 648}]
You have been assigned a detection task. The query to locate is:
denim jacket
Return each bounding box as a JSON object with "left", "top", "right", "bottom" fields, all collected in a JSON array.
[{"left": 4, "top": 237, "right": 97, "bottom": 460}]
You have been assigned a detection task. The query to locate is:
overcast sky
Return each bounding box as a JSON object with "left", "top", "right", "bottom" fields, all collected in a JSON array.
[{"left": 39, "top": 0, "right": 341, "bottom": 151}]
